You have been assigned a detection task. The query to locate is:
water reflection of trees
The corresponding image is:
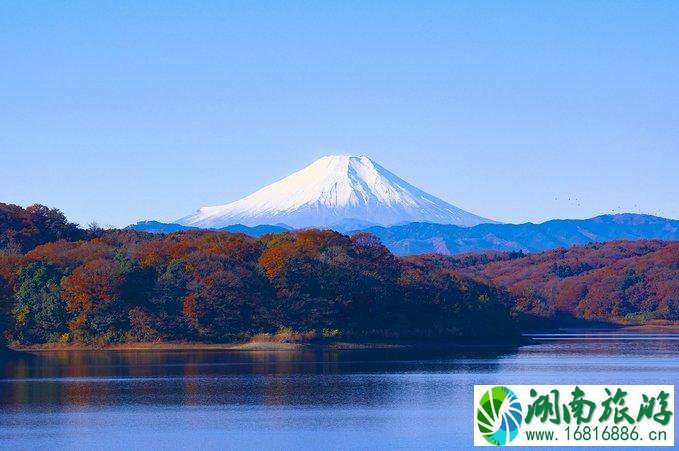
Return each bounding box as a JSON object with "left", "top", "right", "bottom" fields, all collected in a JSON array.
[{"left": 0, "top": 347, "right": 519, "bottom": 409}]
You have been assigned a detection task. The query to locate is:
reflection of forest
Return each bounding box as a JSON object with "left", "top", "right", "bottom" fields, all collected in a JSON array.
[
  {"left": 0, "top": 346, "right": 521, "bottom": 409},
  {"left": 0, "top": 337, "right": 675, "bottom": 411}
]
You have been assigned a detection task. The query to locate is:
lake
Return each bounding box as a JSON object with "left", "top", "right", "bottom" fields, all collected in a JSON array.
[{"left": 1, "top": 332, "right": 677, "bottom": 450}]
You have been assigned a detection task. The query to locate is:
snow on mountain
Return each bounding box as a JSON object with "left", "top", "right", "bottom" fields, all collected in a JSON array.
[{"left": 177, "top": 155, "right": 494, "bottom": 229}]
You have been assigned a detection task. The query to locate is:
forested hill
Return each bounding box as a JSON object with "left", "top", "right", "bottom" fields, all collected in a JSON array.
[
  {"left": 405, "top": 240, "right": 678, "bottom": 324},
  {"left": 0, "top": 203, "right": 516, "bottom": 346},
  {"left": 1, "top": 203, "right": 676, "bottom": 349},
  {"left": 0, "top": 203, "right": 85, "bottom": 253}
]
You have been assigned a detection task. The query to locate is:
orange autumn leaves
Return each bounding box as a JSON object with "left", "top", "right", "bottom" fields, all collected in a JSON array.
[
  {"left": 61, "top": 259, "right": 123, "bottom": 330},
  {"left": 258, "top": 230, "right": 350, "bottom": 279},
  {"left": 407, "top": 240, "right": 679, "bottom": 322},
  {"left": 0, "top": 226, "right": 517, "bottom": 344}
]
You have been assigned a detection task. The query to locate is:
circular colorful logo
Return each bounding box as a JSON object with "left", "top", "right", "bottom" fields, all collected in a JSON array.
[{"left": 476, "top": 386, "right": 523, "bottom": 446}]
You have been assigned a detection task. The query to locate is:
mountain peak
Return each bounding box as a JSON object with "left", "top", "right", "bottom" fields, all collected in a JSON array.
[
  {"left": 177, "top": 155, "right": 494, "bottom": 229},
  {"left": 305, "top": 155, "right": 379, "bottom": 179}
]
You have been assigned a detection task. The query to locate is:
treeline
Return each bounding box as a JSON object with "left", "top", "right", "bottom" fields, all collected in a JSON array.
[
  {"left": 406, "top": 240, "right": 679, "bottom": 323},
  {"left": 0, "top": 203, "right": 85, "bottom": 253},
  {"left": 3, "top": 203, "right": 673, "bottom": 347},
  {"left": 0, "top": 203, "right": 516, "bottom": 346}
]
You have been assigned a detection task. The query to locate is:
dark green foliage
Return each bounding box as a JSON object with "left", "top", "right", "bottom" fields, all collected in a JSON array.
[
  {"left": 396, "top": 265, "right": 515, "bottom": 340},
  {"left": 620, "top": 269, "right": 641, "bottom": 291},
  {"left": 549, "top": 262, "right": 594, "bottom": 278},
  {"left": 12, "top": 262, "right": 69, "bottom": 343},
  {"left": 145, "top": 260, "right": 193, "bottom": 339},
  {"left": 0, "top": 277, "right": 12, "bottom": 348}
]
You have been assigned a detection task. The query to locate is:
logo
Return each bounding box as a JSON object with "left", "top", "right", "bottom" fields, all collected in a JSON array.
[{"left": 476, "top": 386, "right": 523, "bottom": 446}]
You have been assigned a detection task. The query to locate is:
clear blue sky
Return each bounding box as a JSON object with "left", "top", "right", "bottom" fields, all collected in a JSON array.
[{"left": 1, "top": 1, "right": 677, "bottom": 227}]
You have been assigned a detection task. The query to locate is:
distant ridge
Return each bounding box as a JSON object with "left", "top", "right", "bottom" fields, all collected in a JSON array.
[
  {"left": 127, "top": 221, "right": 198, "bottom": 233},
  {"left": 129, "top": 213, "right": 677, "bottom": 255},
  {"left": 360, "top": 214, "right": 679, "bottom": 255},
  {"left": 127, "top": 220, "right": 289, "bottom": 237}
]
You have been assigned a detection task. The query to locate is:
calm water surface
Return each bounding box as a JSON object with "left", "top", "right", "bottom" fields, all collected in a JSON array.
[{"left": 1, "top": 332, "right": 677, "bottom": 450}]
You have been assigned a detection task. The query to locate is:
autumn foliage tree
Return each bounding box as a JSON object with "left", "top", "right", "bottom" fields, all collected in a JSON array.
[
  {"left": 61, "top": 259, "right": 124, "bottom": 340},
  {"left": 258, "top": 230, "right": 398, "bottom": 334},
  {"left": 0, "top": 203, "right": 84, "bottom": 253}
]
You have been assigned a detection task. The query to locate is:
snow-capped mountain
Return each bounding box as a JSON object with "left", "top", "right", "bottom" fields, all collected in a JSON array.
[{"left": 177, "top": 155, "right": 494, "bottom": 229}]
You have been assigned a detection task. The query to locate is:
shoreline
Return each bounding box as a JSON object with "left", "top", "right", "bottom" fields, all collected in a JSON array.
[
  {"left": 12, "top": 339, "right": 525, "bottom": 353},
  {"left": 10, "top": 323, "right": 677, "bottom": 353}
]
